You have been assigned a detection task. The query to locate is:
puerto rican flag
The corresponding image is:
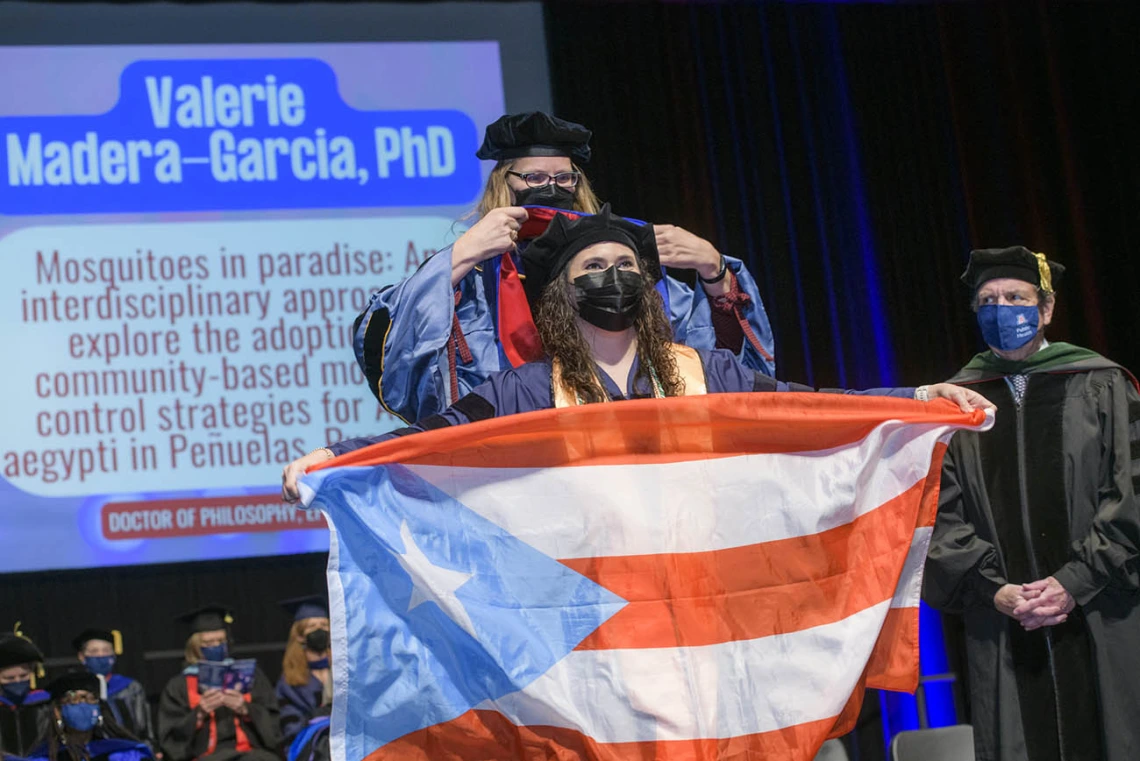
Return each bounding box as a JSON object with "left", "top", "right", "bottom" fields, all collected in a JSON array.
[{"left": 299, "top": 393, "right": 990, "bottom": 761}]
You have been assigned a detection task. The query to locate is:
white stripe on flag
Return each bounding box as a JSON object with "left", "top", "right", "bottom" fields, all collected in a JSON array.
[
  {"left": 475, "top": 601, "right": 890, "bottom": 743},
  {"left": 891, "top": 526, "right": 933, "bottom": 609},
  {"left": 408, "top": 422, "right": 949, "bottom": 559}
]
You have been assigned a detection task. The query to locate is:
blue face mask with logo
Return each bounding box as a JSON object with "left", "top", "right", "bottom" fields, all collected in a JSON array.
[
  {"left": 200, "top": 643, "right": 228, "bottom": 662},
  {"left": 60, "top": 703, "right": 100, "bottom": 732},
  {"left": 84, "top": 656, "right": 115, "bottom": 676},
  {"left": 977, "top": 304, "right": 1039, "bottom": 351},
  {"left": 1, "top": 680, "right": 31, "bottom": 702}
]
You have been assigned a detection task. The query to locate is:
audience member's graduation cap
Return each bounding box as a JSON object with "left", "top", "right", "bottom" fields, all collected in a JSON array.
[
  {"left": 177, "top": 604, "right": 234, "bottom": 634},
  {"left": 71, "top": 628, "right": 123, "bottom": 655},
  {"left": 521, "top": 203, "right": 660, "bottom": 308},
  {"left": 0, "top": 630, "right": 44, "bottom": 670},
  {"left": 476, "top": 111, "right": 592, "bottom": 164},
  {"left": 279, "top": 595, "right": 329, "bottom": 622},
  {"left": 961, "top": 246, "right": 1065, "bottom": 294},
  {"left": 46, "top": 669, "right": 100, "bottom": 701}
]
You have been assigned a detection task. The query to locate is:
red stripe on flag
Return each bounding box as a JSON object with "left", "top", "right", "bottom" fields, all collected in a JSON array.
[
  {"left": 565, "top": 476, "right": 929, "bottom": 650},
  {"left": 866, "top": 607, "right": 920, "bottom": 693},
  {"left": 315, "top": 394, "right": 984, "bottom": 471},
  {"left": 917, "top": 442, "right": 948, "bottom": 529},
  {"left": 862, "top": 441, "right": 948, "bottom": 692},
  {"left": 366, "top": 708, "right": 839, "bottom": 761}
]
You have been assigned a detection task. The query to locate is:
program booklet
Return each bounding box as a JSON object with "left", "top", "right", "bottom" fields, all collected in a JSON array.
[{"left": 197, "top": 659, "right": 257, "bottom": 693}]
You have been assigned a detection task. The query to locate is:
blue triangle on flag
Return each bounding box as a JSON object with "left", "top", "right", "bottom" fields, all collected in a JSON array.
[{"left": 308, "top": 463, "right": 627, "bottom": 746}]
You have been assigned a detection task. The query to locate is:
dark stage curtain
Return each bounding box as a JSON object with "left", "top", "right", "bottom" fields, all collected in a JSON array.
[{"left": 546, "top": 0, "right": 1140, "bottom": 388}]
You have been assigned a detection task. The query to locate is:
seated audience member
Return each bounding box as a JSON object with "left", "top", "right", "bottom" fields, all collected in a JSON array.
[
  {"left": 275, "top": 597, "right": 331, "bottom": 748},
  {"left": 26, "top": 670, "right": 152, "bottom": 761},
  {"left": 156, "top": 606, "right": 279, "bottom": 761},
  {"left": 72, "top": 630, "right": 154, "bottom": 751},
  {"left": 0, "top": 630, "right": 50, "bottom": 757},
  {"left": 282, "top": 205, "right": 993, "bottom": 493}
]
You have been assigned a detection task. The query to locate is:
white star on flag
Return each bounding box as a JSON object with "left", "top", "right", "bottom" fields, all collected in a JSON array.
[{"left": 394, "top": 520, "right": 478, "bottom": 639}]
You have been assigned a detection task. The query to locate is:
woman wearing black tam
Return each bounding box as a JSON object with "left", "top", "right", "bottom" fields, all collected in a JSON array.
[
  {"left": 25, "top": 670, "right": 152, "bottom": 761},
  {"left": 348, "top": 110, "right": 777, "bottom": 430},
  {"left": 283, "top": 206, "right": 990, "bottom": 494}
]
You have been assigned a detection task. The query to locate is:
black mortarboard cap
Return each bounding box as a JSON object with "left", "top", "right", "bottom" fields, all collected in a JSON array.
[
  {"left": 176, "top": 604, "right": 233, "bottom": 634},
  {"left": 71, "top": 628, "right": 123, "bottom": 655},
  {"left": 475, "top": 112, "right": 591, "bottom": 164},
  {"left": 961, "top": 246, "right": 1065, "bottom": 294},
  {"left": 279, "top": 594, "right": 329, "bottom": 622},
  {"left": 521, "top": 203, "right": 660, "bottom": 310},
  {"left": 46, "top": 669, "right": 100, "bottom": 701},
  {"left": 0, "top": 632, "right": 44, "bottom": 670}
]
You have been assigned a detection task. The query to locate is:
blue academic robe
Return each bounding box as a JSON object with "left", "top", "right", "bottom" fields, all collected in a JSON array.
[
  {"left": 329, "top": 348, "right": 912, "bottom": 455},
  {"left": 353, "top": 242, "right": 776, "bottom": 424},
  {"left": 285, "top": 713, "right": 330, "bottom": 761},
  {"left": 274, "top": 675, "right": 323, "bottom": 746},
  {"left": 26, "top": 738, "right": 153, "bottom": 761}
]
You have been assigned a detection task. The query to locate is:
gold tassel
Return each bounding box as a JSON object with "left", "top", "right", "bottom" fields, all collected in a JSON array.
[
  {"left": 112, "top": 629, "right": 123, "bottom": 656},
  {"left": 1033, "top": 251, "right": 1054, "bottom": 294},
  {"left": 12, "top": 622, "right": 44, "bottom": 685},
  {"left": 224, "top": 613, "right": 234, "bottom": 625}
]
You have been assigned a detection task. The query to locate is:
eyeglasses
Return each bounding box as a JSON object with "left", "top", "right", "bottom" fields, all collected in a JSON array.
[
  {"left": 506, "top": 170, "right": 580, "bottom": 189},
  {"left": 59, "top": 692, "right": 99, "bottom": 706}
]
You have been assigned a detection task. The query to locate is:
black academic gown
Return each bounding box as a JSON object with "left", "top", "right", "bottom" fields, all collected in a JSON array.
[
  {"left": 924, "top": 345, "right": 1140, "bottom": 761},
  {"left": 0, "top": 690, "right": 51, "bottom": 757},
  {"left": 157, "top": 667, "right": 280, "bottom": 761}
]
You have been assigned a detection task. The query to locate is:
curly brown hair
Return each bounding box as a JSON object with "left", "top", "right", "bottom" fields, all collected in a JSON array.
[{"left": 534, "top": 269, "right": 683, "bottom": 403}]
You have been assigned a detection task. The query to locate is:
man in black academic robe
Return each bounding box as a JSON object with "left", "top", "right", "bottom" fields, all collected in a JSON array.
[
  {"left": 924, "top": 247, "right": 1140, "bottom": 761},
  {"left": 156, "top": 606, "right": 280, "bottom": 761},
  {"left": 0, "top": 632, "right": 51, "bottom": 758}
]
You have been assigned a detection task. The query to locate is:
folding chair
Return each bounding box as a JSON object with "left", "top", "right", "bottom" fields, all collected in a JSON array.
[
  {"left": 813, "top": 738, "right": 850, "bottom": 761},
  {"left": 890, "top": 725, "right": 975, "bottom": 761}
]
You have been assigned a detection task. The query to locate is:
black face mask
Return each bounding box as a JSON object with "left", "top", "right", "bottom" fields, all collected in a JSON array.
[
  {"left": 514, "top": 183, "right": 576, "bottom": 210},
  {"left": 572, "top": 266, "right": 645, "bottom": 332},
  {"left": 304, "top": 629, "right": 330, "bottom": 653}
]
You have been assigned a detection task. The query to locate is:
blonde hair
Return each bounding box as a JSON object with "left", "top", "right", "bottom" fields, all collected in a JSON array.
[
  {"left": 475, "top": 160, "right": 601, "bottom": 218},
  {"left": 282, "top": 621, "right": 312, "bottom": 687},
  {"left": 183, "top": 633, "right": 203, "bottom": 665}
]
